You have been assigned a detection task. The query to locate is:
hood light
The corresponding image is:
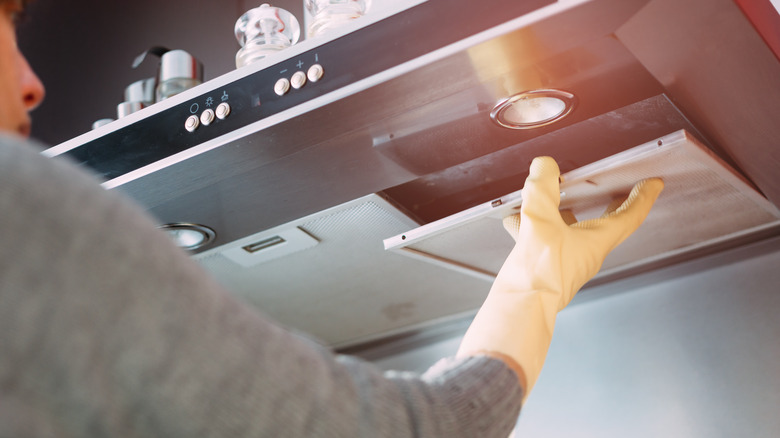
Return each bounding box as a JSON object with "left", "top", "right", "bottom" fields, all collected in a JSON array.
[
  {"left": 490, "top": 89, "right": 576, "bottom": 129},
  {"left": 159, "top": 223, "right": 216, "bottom": 250}
]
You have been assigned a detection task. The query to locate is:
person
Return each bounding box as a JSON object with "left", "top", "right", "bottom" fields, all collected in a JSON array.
[{"left": 0, "top": 1, "right": 664, "bottom": 436}]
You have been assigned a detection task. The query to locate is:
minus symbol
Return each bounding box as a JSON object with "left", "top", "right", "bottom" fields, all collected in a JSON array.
[
  {"left": 315, "top": 53, "right": 319, "bottom": 62},
  {"left": 280, "top": 69, "right": 288, "bottom": 74}
]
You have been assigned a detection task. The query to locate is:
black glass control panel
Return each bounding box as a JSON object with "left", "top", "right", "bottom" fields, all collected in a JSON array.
[{"left": 59, "top": 0, "right": 552, "bottom": 181}]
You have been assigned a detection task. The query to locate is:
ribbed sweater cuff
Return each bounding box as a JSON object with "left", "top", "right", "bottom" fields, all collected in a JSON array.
[{"left": 423, "top": 355, "right": 524, "bottom": 435}]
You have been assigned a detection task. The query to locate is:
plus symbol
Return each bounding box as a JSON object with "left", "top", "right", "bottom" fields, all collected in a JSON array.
[{"left": 296, "top": 60, "right": 304, "bottom": 69}]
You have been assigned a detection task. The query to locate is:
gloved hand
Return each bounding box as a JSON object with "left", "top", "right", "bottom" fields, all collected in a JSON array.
[{"left": 457, "top": 156, "right": 664, "bottom": 399}]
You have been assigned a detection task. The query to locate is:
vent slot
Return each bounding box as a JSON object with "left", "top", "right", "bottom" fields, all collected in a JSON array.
[
  {"left": 243, "top": 236, "right": 286, "bottom": 253},
  {"left": 219, "top": 227, "right": 319, "bottom": 267}
]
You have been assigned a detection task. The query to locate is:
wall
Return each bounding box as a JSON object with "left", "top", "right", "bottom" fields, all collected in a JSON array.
[
  {"left": 17, "top": 0, "right": 305, "bottom": 146},
  {"left": 374, "top": 236, "right": 780, "bottom": 437}
]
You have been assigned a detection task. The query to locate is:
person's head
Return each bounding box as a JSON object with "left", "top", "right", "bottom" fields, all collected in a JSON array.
[{"left": 1, "top": 0, "right": 44, "bottom": 137}]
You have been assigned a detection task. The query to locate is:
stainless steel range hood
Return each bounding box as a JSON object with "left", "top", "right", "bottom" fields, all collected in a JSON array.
[{"left": 44, "top": 0, "right": 780, "bottom": 348}]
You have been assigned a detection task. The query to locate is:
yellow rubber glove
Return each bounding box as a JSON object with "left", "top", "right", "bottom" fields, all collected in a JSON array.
[{"left": 457, "top": 156, "right": 664, "bottom": 399}]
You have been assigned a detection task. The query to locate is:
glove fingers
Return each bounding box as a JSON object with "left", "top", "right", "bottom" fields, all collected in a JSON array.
[
  {"left": 503, "top": 208, "right": 577, "bottom": 239},
  {"left": 502, "top": 213, "right": 522, "bottom": 237},
  {"left": 521, "top": 157, "right": 564, "bottom": 224},
  {"left": 600, "top": 196, "right": 628, "bottom": 218},
  {"left": 579, "top": 177, "right": 664, "bottom": 245}
]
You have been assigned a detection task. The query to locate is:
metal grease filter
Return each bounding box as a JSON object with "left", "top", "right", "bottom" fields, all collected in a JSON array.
[{"left": 390, "top": 130, "right": 780, "bottom": 276}]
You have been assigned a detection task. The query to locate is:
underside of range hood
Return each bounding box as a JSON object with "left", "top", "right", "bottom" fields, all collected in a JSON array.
[{"left": 194, "top": 130, "right": 780, "bottom": 348}]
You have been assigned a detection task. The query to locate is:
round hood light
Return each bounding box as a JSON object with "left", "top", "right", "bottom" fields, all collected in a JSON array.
[
  {"left": 490, "top": 89, "right": 576, "bottom": 129},
  {"left": 159, "top": 223, "right": 216, "bottom": 250}
]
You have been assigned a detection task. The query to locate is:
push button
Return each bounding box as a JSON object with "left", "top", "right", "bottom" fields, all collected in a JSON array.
[
  {"left": 216, "top": 102, "right": 231, "bottom": 119},
  {"left": 291, "top": 71, "right": 307, "bottom": 89},
  {"left": 307, "top": 64, "right": 324, "bottom": 82},
  {"left": 274, "top": 78, "right": 290, "bottom": 96},
  {"left": 200, "top": 108, "right": 216, "bottom": 126},
  {"left": 185, "top": 115, "right": 200, "bottom": 132}
]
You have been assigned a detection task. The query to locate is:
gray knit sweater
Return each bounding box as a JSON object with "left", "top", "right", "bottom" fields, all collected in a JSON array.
[{"left": 0, "top": 135, "right": 523, "bottom": 437}]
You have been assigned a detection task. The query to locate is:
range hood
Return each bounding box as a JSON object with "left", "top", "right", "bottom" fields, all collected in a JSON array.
[{"left": 45, "top": 0, "right": 780, "bottom": 349}]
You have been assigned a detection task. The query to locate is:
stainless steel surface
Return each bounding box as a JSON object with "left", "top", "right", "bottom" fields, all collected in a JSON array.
[
  {"left": 616, "top": 0, "right": 780, "bottom": 208},
  {"left": 44, "top": 0, "right": 780, "bottom": 349},
  {"left": 91, "top": 119, "right": 115, "bottom": 130},
  {"left": 158, "top": 49, "right": 204, "bottom": 83},
  {"left": 124, "top": 78, "right": 156, "bottom": 105},
  {"left": 116, "top": 101, "right": 144, "bottom": 119}
]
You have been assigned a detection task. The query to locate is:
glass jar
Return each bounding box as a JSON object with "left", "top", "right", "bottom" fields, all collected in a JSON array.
[
  {"left": 305, "top": 0, "right": 371, "bottom": 38},
  {"left": 235, "top": 4, "right": 301, "bottom": 68},
  {"left": 155, "top": 50, "right": 203, "bottom": 101}
]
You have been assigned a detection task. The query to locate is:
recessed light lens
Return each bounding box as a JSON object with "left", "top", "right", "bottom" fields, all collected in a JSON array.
[
  {"left": 490, "top": 89, "right": 576, "bottom": 129},
  {"left": 159, "top": 223, "right": 216, "bottom": 250}
]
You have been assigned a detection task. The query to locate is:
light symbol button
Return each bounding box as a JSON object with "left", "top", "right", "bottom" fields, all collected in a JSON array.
[{"left": 200, "top": 108, "right": 216, "bottom": 126}]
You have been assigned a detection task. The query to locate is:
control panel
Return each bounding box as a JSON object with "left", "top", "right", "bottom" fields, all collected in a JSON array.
[
  {"left": 64, "top": 52, "right": 333, "bottom": 180},
  {"left": 59, "top": 0, "right": 552, "bottom": 182}
]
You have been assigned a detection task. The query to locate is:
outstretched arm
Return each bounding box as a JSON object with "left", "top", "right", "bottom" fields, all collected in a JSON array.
[
  {"left": 0, "top": 135, "right": 522, "bottom": 438},
  {"left": 458, "top": 156, "right": 664, "bottom": 399}
]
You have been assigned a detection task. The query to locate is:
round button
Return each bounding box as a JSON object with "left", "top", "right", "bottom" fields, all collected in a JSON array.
[
  {"left": 185, "top": 115, "right": 200, "bottom": 132},
  {"left": 291, "top": 71, "right": 307, "bottom": 89},
  {"left": 307, "top": 64, "right": 324, "bottom": 82},
  {"left": 200, "top": 108, "right": 215, "bottom": 126},
  {"left": 274, "top": 78, "right": 290, "bottom": 96},
  {"left": 216, "top": 102, "right": 231, "bottom": 120}
]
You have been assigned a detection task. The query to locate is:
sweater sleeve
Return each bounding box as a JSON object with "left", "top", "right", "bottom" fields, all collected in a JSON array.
[{"left": 0, "top": 135, "right": 523, "bottom": 438}]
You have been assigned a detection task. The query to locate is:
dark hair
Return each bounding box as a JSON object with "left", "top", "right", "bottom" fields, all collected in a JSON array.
[
  {"left": 3, "top": 0, "right": 33, "bottom": 24},
  {"left": 0, "top": 0, "right": 29, "bottom": 7}
]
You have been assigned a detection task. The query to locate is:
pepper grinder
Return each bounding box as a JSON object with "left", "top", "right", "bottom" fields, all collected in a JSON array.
[
  {"left": 235, "top": 4, "right": 301, "bottom": 68},
  {"left": 304, "top": 0, "right": 371, "bottom": 38}
]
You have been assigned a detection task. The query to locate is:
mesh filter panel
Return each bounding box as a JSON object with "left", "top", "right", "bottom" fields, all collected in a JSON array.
[
  {"left": 396, "top": 130, "right": 780, "bottom": 276},
  {"left": 195, "top": 195, "right": 491, "bottom": 347}
]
